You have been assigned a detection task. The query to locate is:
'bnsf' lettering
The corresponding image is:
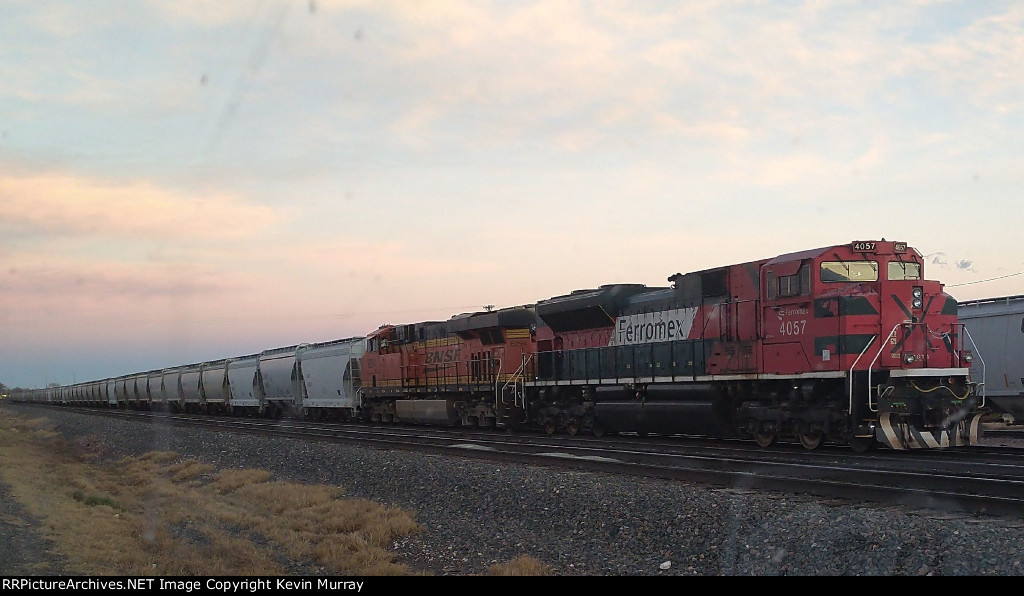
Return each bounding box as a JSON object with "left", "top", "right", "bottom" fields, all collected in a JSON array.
[
  {"left": 611, "top": 308, "right": 697, "bottom": 346},
  {"left": 426, "top": 348, "right": 460, "bottom": 364}
]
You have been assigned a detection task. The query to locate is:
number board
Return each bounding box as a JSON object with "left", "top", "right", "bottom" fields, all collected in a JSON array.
[{"left": 851, "top": 240, "right": 909, "bottom": 252}]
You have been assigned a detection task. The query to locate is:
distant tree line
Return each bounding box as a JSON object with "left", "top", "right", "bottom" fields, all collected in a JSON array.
[{"left": 0, "top": 381, "right": 61, "bottom": 397}]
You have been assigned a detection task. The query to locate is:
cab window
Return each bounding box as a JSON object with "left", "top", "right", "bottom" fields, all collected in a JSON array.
[
  {"left": 887, "top": 261, "right": 921, "bottom": 281},
  {"left": 766, "top": 263, "right": 810, "bottom": 299},
  {"left": 820, "top": 261, "right": 878, "bottom": 283}
]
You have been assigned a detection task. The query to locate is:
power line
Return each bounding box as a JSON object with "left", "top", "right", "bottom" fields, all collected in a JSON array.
[{"left": 948, "top": 271, "right": 1024, "bottom": 287}]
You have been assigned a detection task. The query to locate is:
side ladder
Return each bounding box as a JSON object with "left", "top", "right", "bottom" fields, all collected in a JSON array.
[{"left": 496, "top": 354, "right": 532, "bottom": 427}]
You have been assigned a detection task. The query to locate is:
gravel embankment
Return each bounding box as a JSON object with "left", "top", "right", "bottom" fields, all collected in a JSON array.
[{"left": 5, "top": 403, "right": 1024, "bottom": 576}]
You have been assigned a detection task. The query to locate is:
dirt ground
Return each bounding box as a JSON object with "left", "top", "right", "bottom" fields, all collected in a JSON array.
[{"left": 0, "top": 481, "right": 68, "bottom": 575}]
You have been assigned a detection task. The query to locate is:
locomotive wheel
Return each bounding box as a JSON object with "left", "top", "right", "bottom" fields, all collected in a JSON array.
[
  {"left": 754, "top": 433, "right": 776, "bottom": 448},
  {"left": 565, "top": 417, "right": 579, "bottom": 436},
  {"left": 544, "top": 420, "right": 557, "bottom": 435},
  {"left": 849, "top": 436, "right": 875, "bottom": 453},
  {"left": 799, "top": 433, "right": 823, "bottom": 450}
]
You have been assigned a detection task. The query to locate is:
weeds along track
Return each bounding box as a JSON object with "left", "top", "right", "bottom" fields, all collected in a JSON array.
[{"left": 47, "top": 404, "right": 1024, "bottom": 520}]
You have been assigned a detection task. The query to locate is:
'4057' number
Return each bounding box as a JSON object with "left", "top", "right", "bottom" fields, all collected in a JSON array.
[{"left": 780, "top": 320, "right": 806, "bottom": 336}]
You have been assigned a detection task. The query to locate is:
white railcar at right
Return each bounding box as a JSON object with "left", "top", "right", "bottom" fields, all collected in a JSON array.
[{"left": 959, "top": 295, "right": 1024, "bottom": 424}]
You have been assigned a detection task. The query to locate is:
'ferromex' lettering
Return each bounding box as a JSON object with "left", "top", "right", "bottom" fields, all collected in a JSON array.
[{"left": 611, "top": 308, "right": 697, "bottom": 346}]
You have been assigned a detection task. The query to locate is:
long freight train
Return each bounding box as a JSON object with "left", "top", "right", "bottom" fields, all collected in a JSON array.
[{"left": 10, "top": 240, "right": 988, "bottom": 452}]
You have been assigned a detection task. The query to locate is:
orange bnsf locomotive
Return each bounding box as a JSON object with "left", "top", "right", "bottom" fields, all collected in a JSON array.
[
  {"left": 13, "top": 240, "right": 985, "bottom": 452},
  {"left": 358, "top": 240, "right": 983, "bottom": 451}
]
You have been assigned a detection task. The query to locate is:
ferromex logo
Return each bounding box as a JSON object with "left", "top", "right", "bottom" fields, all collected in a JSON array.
[{"left": 611, "top": 308, "right": 698, "bottom": 346}]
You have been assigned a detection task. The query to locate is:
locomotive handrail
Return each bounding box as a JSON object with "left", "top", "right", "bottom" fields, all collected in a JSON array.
[
  {"left": 404, "top": 356, "right": 513, "bottom": 390},
  {"left": 489, "top": 356, "right": 501, "bottom": 409},
  {"left": 959, "top": 324, "right": 986, "bottom": 408},
  {"left": 866, "top": 323, "right": 905, "bottom": 412},
  {"left": 499, "top": 355, "right": 532, "bottom": 411},
  {"left": 864, "top": 321, "right": 983, "bottom": 412},
  {"left": 847, "top": 334, "right": 877, "bottom": 414}
]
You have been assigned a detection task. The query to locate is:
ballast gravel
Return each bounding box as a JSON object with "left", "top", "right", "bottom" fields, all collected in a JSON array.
[{"left": 5, "top": 404, "right": 1024, "bottom": 576}]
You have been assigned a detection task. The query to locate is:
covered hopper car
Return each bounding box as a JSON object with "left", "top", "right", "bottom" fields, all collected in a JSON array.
[{"left": 958, "top": 295, "right": 1024, "bottom": 424}]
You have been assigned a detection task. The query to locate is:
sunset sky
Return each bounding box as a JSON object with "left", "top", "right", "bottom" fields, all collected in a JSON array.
[{"left": 3, "top": 1, "right": 1023, "bottom": 388}]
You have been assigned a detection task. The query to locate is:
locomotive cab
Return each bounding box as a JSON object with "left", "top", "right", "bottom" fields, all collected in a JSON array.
[{"left": 760, "top": 240, "right": 981, "bottom": 449}]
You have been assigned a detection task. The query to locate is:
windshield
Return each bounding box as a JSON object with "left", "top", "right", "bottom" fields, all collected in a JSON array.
[
  {"left": 888, "top": 261, "right": 922, "bottom": 280},
  {"left": 820, "top": 261, "right": 879, "bottom": 283}
]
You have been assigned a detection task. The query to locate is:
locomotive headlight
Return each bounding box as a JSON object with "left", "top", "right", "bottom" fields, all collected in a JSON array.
[
  {"left": 963, "top": 352, "right": 974, "bottom": 363},
  {"left": 912, "top": 287, "right": 923, "bottom": 309},
  {"left": 912, "top": 298, "right": 923, "bottom": 309},
  {"left": 912, "top": 287, "right": 923, "bottom": 298},
  {"left": 905, "top": 354, "right": 916, "bottom": 364}
]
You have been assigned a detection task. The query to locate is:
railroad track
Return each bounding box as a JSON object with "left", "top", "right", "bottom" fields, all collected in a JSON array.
[{"left": 33, "top": 405, "right": 1024, "bottom": 519}]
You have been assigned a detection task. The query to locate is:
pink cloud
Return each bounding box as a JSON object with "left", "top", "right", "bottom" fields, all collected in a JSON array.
[{"left": 0, "top": 173, "right": 280, "bottom": 240}]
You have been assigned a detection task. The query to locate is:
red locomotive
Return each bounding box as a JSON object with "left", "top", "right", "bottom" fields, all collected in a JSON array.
[{"left": 359, "top": 240, "right": 983, "bottom": 451}]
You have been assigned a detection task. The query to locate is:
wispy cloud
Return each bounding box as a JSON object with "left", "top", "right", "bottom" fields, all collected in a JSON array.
[{"left": 0, "top": 173, "right": 279, "bottom": 241}]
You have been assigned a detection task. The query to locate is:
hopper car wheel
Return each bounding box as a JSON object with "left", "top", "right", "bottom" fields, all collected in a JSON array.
[
  {"left": 566, "top": 417, "right": 579, "bottom": 436},
  {"left": 544, "top": 420, "right": 557, "bottom": 435},
  {"left": 849, "top": 436, "right": 875, "bottom": 453},
  {"left": 592, "top": 419, "right": 606, "bottom": 437},
  {"left": 754, "top": 433, "right": 776, "bottom": 448},
  {"left": 799, "top": 433, "right": 823, "bottom": 451}
]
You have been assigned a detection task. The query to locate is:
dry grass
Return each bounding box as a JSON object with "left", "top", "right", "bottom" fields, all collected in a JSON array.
[
  {"left": 485, "top": 555, "right": 552, "bottom": 576},
  {"left": 0, "top": 409, "right": 552, "bottom": 576}
]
